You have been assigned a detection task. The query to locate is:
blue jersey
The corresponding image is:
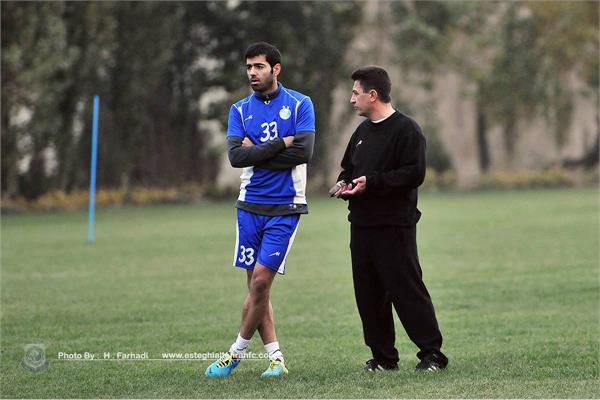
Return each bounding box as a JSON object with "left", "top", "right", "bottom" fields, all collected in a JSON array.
[{"left": 227, "top": 83, "right": 316, "bottom": 205}]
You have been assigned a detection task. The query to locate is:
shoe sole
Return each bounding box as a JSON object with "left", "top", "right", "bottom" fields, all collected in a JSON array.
[
  {"left": 416, "top": 365, "right": 446, "bottom": 372},
  {"left": 261, "top": 368, "right": 288, "bottom": 378}
]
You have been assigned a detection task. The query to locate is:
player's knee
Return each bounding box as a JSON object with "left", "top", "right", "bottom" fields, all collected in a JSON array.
[{"left": 250, "top": 277, "right": 270, "bottom": 298}]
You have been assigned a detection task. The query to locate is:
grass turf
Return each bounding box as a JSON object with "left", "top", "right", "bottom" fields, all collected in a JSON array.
[{"left": 1, "top": 188, "right": 598, "bottom": 398}]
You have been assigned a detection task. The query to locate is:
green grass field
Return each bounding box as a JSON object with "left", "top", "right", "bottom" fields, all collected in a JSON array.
[{"left": 1, "top": 188, "right": 598, "bottom": 398}]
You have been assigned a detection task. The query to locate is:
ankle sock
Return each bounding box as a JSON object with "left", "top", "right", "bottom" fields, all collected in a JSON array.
[
  {"left": 264, "top": 341, "right": 284, "bottom": 362},
  {"left": 230, "top": 333, "right": 251, "bottom": 357}
]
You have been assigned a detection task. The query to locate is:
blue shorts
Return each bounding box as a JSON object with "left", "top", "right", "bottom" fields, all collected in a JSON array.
[{"left": 233, "top": 209, "right": 301, "bottom": 275}]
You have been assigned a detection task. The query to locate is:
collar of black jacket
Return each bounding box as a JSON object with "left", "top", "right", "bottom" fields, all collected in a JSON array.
[{"left": 254, "top": 82, "right": 282, "bottom": 101}]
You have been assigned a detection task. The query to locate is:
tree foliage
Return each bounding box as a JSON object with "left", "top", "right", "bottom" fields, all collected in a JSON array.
[
  {"left": 1, "top": 1, "right": 597, "bottom": 199},
  {"left": 1, "top": 1, "right": 360, "bottom": 198},
  {"left": 392, "top": 1, "right": 599, "bottom": 168}
]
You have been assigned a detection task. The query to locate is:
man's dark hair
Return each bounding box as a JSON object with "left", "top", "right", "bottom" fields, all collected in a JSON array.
[
  {"left": 351, "top": 66, "right": 392, "bottom": 103},
  {"left": 245, "top": 42, "right": 282, "bottom": 68}
]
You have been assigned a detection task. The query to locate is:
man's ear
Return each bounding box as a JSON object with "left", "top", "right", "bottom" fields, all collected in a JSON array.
[
  {"left": 272, "top": 63, "right": 281, "bottom": 77},
  {"left": 369, "top": 89, "right": 378, "bottom": 103}
]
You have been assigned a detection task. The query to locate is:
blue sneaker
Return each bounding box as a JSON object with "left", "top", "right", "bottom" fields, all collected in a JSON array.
[
  {"left": 260, "top": 358, "right": 288, "bottom": 378},
  {"left": 205, "top": 351, "right": 241, "bottom": 378}
]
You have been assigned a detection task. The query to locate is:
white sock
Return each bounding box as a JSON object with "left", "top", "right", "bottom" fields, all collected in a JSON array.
[
  {"left": 229, "top": 333, "right": 251, "bottom": 357},
  {"left": 264, "top": 341, "right": 284, "bottom": 362}
]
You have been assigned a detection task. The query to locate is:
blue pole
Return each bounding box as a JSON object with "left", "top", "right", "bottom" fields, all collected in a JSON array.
[{"left": 87, "top": 95, "right": 100, "bottom": 244}]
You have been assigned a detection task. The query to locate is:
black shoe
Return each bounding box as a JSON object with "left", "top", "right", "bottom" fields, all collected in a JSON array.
[
  {"left": 415, "top": 353, "right": 448, "bottom": 372},
  {"left": 364, "top": 359, "right": 399, "bottom": 372}
]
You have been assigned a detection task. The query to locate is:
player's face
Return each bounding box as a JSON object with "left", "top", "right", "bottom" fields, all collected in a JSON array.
[
  {"left": 350, "top": 81, "right": 374, "bottom": 117},
  {"left": 246, "top": 55, "right": 279, "bottom": 94}
]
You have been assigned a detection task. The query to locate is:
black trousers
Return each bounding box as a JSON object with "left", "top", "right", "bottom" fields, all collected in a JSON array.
[{"left": 350, "top": 224, "right": 445, "bottom": 365}]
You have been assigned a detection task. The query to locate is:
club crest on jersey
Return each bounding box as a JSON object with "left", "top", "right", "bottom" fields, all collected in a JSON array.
[{"left": 279, "top": 106, "right": 291, "bottom": 120}]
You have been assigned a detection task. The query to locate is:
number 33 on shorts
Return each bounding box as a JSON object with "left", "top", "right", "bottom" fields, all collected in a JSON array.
[
  {"left": 237, "top": 245, "right": 255, "bottom": 266},
  {"left": 233, "top": 209, "right": 300, "bottom": 275}
]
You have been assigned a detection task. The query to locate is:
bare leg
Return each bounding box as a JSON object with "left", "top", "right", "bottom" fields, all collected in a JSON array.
[
  {"left": 239, "top": 263, "right": 277, "bottom": 340},
  {"left": 245, "top": 270, "right": 277, "bottom": 344}
]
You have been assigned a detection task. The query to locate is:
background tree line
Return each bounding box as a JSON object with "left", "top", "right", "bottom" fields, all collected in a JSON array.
[
  {"left": 388, "top": 1, "right": 598, "bottom": 174},
  {"left": 2, "top": 1, "right": 598, "bottom": 201}
]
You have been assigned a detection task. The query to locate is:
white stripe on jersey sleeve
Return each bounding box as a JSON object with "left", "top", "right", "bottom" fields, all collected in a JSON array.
[
  {"left": 236, "top": 96, "right": 252, "bottom": 131},
  {"left": 294, "top": 98, "right": 307, "bottom": 125}
]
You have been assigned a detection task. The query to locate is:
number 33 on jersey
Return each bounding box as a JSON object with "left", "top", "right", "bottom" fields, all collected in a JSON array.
[
  {"left": 226, "top": 83, "right": 316, "bottom": 205},
  {"left": 228, "top": 85, "right": 314, "bottom": 145}
]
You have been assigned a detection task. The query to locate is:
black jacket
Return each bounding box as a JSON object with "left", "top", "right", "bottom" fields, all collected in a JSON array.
[{"left": 337, "top": 111, "right": 426, "bottom": 226}]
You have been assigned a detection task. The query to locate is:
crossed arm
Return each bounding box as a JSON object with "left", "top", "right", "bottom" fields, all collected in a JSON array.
[{"left": 227, "top": 131, "right": 315, "bottom": 170}]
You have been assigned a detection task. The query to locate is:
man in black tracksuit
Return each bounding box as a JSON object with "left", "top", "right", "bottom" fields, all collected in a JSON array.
[{"left": 333, "top": 66, "right": 448, "bottom": 372}]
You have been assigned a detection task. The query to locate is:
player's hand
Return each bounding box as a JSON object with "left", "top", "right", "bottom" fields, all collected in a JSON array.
[
  {"left": 242, "top": 137, "right": 254, "bottom": 147},
  {"left": 340, "top": 176, "right": 366, "bottom": 196},
  {"left": 283, "top": 136, "right": 294, "bottom": 148}
]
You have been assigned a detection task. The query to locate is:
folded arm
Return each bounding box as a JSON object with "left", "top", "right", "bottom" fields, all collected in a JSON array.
[
  {"left": 227, "top": 136, "right": 288, "bottom": 168},
  {"left": 256, "top": 131, "right": 315, "bottom": 170}
]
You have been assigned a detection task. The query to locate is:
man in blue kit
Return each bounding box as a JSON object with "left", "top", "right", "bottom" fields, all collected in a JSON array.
[{"left": 205, "top": 42, "right": 315, "bottom": 379}]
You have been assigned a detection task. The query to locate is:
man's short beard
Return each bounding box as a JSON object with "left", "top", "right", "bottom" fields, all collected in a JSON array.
[{"left": 253, "top": 74, "right": 275, "bottom": 93}]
